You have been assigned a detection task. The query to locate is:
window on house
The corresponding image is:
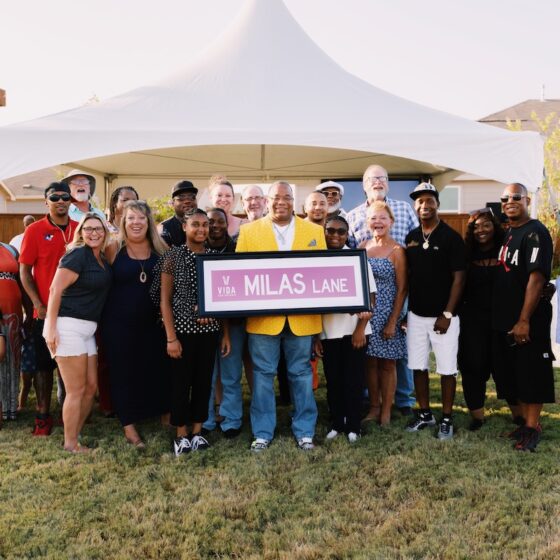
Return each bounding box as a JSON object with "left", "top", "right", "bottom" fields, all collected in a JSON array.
[{"left": 439, "top": 186, "right": 460, "bottom": 212}]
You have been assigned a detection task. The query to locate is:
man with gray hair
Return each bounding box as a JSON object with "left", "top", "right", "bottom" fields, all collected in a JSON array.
[
  {"left": 315, "top": 181, "right": 347, "bottom": 220},
  {"left": 241, "top": 184, "right": 266, "bottom": 222},
  {"left": 346, "top": 164, "right": 419, "bottom": 417}
]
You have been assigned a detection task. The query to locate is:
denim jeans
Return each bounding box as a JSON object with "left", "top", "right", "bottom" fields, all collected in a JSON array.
[
  {"left": 395, "top": 297, "right": 415, "bottom": 408},
  {"left": 248, "top": 329, "right": 317, "bottom": 441},
  {"left": 203, "top": 321, "right": 246, "bottom": 431}
]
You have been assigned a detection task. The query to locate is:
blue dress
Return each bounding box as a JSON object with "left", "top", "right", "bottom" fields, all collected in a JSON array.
[
  {"left": 367, "top": 256, "right": 407, "bottom": 360},
  {"left": 102, "top": 248, "right": 171, "bottom": 426}
]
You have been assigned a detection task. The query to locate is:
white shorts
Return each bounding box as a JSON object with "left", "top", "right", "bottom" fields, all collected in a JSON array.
[
  {"left": 406, "top": 311, "right": 459, "bottom": 376},
  {"left": 45, "top": 316, "right": 98, "bottom": 358}
]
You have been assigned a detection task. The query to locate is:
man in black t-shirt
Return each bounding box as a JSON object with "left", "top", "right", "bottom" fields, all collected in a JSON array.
[
  {"left": 158, "top": 180, "right": 198, "bottom": 247},
  {"left": 492, "top": 182, "right": 555, "bottom": 452},
  {"left": 404, "top": 183, "right": 466, "bottom": 440}
]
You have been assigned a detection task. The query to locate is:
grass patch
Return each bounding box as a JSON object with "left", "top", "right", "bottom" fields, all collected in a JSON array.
[{"left": 1, "top": 369, "right": 559, "bottom": 559}]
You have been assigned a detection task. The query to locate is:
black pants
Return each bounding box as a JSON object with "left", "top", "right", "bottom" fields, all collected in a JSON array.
[
  {"left": 458, "top": 313, "right": 494, "bottom": 410},
  {"left": 322, "top": 335, "right": 367, "bottom": 434},
  {"left": 170, "top": 332, "right": 220, "bottom": 427}
]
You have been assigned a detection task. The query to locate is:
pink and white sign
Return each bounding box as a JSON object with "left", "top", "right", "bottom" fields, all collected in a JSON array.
[{"left": 198, "top": 250, "right": 371, "bottom": 316}]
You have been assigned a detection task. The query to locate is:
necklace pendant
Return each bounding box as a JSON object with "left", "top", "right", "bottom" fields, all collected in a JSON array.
[
  {"left": 139, "top": 271, "right": 147, "bottom": 283},
  {"left": 423, "top": 241, "right": 429, "bottom": 250}
]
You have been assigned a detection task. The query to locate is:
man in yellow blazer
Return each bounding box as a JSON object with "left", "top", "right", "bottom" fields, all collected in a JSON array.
[{"left": 236, "top": 181, "right": 327, "bottom": 451}]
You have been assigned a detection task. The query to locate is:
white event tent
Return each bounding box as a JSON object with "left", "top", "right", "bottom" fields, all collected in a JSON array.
[{"left": 0, "top": 0, "right": 544, "bottom": 203}]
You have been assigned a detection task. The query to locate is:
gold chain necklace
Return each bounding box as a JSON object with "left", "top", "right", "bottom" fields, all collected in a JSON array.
[{"left": 48, "top": 216, "right": 72, "bottom": 247}]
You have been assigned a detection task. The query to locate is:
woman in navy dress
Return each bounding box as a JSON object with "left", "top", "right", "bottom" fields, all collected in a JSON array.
[
  {"left": 362, "top": 201, "right": 408, "bottom": 426},
  {"left": 103, "top": 200, "right": 169, "bottom": 448}
]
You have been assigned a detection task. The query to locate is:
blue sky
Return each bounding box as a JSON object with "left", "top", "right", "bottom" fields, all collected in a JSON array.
[{"left": 1, "top": 0, "right": 558, "bottom": 126}]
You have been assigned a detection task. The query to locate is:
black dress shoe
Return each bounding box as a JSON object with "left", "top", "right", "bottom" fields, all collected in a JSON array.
[
  {"left": 223, "top": 428, "right": 241, "bottom": 439},
  {"left": 398, "top": 406, "right": 414, "bottom": 417}
]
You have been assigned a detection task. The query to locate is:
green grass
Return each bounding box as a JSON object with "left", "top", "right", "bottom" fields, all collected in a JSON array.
[{"left": 1, "top": 370, "right": 559, "bottom": 560}]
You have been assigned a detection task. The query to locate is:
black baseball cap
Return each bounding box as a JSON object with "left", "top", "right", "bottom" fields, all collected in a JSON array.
[
  {"left": 44, "top": 182, "right": 71, "bottom": 198},
  {"left": 172, "top": 180, "right": 198, "bottom": 197}
]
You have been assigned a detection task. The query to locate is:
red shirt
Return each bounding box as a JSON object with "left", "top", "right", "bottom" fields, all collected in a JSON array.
[{"left": 19, "top": 216, "right": 78, "bottom": 316}]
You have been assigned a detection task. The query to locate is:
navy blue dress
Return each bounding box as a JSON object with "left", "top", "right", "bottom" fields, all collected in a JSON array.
[{"left": 102, "top": 248, "right": 170, "bottom": 426}]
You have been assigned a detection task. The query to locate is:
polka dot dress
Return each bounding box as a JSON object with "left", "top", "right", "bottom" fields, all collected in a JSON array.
[{"left": 161, "top": 246, "right": 221, "bottom": 335}]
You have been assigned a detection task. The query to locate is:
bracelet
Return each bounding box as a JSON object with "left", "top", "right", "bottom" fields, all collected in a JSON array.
[{"left": 167, "top": 339, "right": 178, "bottom": 344}]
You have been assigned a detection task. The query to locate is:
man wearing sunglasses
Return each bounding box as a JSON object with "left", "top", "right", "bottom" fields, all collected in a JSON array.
[
  {"left": 492, "top": 183, "right": 554, "bottom": 452},
  {"left": 315, "top": 181, "right": 347, "bottom": 220},
  {"left": 61, "top": 169, "right": 106, "bottom": 223},
  {"left": 19, "top": 182, "right": 79, "bottom": 436}
]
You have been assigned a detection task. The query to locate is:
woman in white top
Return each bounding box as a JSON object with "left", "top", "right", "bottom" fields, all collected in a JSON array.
[{"left": 313, "top": 216, "right": 375, "bottom": 442}]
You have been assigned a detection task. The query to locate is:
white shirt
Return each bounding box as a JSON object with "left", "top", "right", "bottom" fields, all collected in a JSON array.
[
  {"left": 271, "top": 216, "right": 296, "bottom": 251},
  {"left": 320, "top": 247, "right": 377, "bottom": 340},
  {"left": 9, "top": 233, "right": 24, "bottom": 252}
]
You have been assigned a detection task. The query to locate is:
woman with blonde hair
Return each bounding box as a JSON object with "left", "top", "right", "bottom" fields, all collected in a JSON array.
[
  {"left": 102, "top": 200, "right": 170, "bottom": 448},
  {"left": 209, "top": 179, "right": 244, "bottom": 238},
  {"left": 361, "top": 201, "right": 408, "bottom": 426},
  {"left": 43, "top": 213, "right": 112, "bottom": 452}
]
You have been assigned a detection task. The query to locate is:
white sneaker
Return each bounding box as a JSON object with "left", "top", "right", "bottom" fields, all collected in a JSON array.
[
  {"left": 250, "top": 438, "right": 270, "bottom": 452},
  {"left": 326, "top": 429, "right": 339, "bottom": 440},
  {"left": 347, "top": 432, "right": 360, "bottom": 443},
  {"left": 297, "top": 437, "right": 315, "bottom": 451},
  {"left": 190, "top": 434, "right": 210, "bottom": 451},
  {"left": 173, "top": 436, "right": 191, "bottom": 457}
]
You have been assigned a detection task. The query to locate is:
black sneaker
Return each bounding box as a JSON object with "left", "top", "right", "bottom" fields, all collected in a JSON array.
[
  {"left": 222, "top": 428, "right": 241, "bottom": 439},
  {"left": 405, "top": 412, "right": 436, "bottom": 432},
  {"left": 468, "top": 418, "right": 485, "bottom": 432},
  {"left": 514, "top": 427, "right": 541, "bottom": 452},
  {"left": 190, "top": 434, "right": 210, "bottom": 451},
  {"left": 437, "top": 418, "right": 454, "bottom": 440},
  {"left": 173, "top": 436, "right": 191, "bottom": 457}
]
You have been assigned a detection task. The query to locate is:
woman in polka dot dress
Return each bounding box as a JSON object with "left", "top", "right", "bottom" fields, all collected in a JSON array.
[{"left": 159, "top": 209, "right": 230, "bottom": 456}]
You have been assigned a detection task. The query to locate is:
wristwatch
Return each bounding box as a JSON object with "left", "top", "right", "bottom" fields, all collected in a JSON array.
[{"left": 442, "top": 311, "right": 453, "bottom": 320}]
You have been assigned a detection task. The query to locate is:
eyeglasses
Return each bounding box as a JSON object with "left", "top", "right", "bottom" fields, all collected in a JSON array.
[
  {"left": 325, "top": 227, "right": 348, "bottom": 236},
  {"left": 244, "top": 196, "right": 264, "bottom": 203},
  {"left": 500, "top": 193, "right": 526, "bottom": 203},
  {"left": 174, "top": 193, "right": 196, "bottom": 201},
  {"left": 70, "top": 179, "right": 90, "bottom": 186},
  {"left": 47, "top": 193, "right": 71, "bottom": 202},
  {"left": 364, "top": 176, "right": 388, "bottom": 184},
  {"left": 322, "top": 190, "right": 341, "bottom": 197},
  {"left": 469, "top": 207, "right": 494, "bottom": 217},
  {"left": 82, "top": 226, "right": 105, "bottom": 234}
]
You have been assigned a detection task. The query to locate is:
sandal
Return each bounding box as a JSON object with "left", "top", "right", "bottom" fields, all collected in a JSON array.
[{"left": 362, "top": 406, "right": 381, "bottom": 423}]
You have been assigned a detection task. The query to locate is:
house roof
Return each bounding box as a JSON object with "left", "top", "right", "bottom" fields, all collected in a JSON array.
[
  {"left": 0, "top": 167, "right": 60, "bottom": 200},
  {"left": 480, "top": 99, "right": 560, "bottom": 131}
]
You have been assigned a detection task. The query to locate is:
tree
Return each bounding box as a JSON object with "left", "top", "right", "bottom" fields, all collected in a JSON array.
[{"left": 508, "top": 112, "right": 560, "bottom": 246}]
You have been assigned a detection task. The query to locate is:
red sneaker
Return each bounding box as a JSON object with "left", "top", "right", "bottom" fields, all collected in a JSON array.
[{"left": 32, "top": 416, "right": 53, "bottom": 436}]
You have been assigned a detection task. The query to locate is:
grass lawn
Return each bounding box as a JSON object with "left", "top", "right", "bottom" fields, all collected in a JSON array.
[{"left": 1, "top": 369, "right": 559, "bottom": 560}]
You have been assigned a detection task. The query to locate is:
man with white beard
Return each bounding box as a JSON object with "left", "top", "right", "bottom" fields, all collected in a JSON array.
[
  {"left": 315, "top": 181, "right": 347, "bottom": 220},
  {"left": 61, "top": 169, "right": 106, "bottom": 223}
]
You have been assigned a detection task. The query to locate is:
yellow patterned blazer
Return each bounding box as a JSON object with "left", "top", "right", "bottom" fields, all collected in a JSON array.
[{"left": 236, "top": 216, "right": 327, "bottom": 336}]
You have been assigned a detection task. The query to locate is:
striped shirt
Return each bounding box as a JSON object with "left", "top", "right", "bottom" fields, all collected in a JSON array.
[{"left": 346, "top": 198, "right": 418, "bottom": 248}]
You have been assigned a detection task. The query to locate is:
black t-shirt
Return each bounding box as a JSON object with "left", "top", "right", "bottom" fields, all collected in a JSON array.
[
  {"left": 405, "top": 220, "right": 466, "bottom": 317},
  {"left": 459, "top": 245, "right": 500, "bottom": 319},
  {"left": 58, "top": 246, "right": 112, "bottom": 322},
  {"left": 492, "top": 219, "right": 553, "bottom": 333},
  {"left": 160, "top": 216, "right": 185, "bottom": 247}
]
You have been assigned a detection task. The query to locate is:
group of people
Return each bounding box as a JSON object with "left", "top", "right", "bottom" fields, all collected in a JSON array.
[{"left": 0, "top": 164, "right": 555, "bottom": 454}]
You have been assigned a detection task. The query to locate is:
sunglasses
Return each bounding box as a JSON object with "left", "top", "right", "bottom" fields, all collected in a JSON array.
[
  {"left": 325, "top": 227, "right": 348, "bottom": 236},
  {"left": 47, "top": 193, "right": 71, "bottom": 202},
  {"left": 500, "top": 194, "right": 526, "bottom": 203},
  {"left": 469, "top": 207, "right": 494, "bottom": 217}
]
